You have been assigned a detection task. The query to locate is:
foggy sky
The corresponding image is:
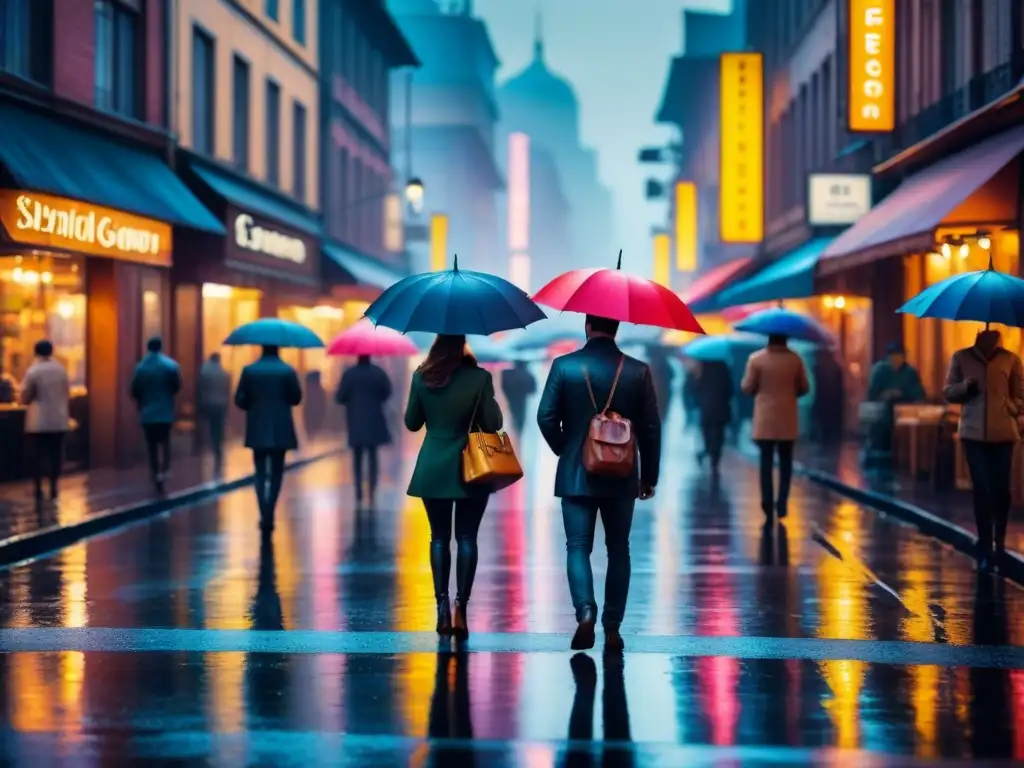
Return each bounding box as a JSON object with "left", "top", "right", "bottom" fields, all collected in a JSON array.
[{"left": 474, "top": 0, "right": 732, "bottom": 277}]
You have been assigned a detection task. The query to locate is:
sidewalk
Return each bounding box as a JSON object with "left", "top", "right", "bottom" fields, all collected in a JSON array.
[
  {"left": 0, "top": 438, "right": 343, "bottom": 567},
  {"left": 736, "top": 439, "right": 1024, "bottom": 581}
]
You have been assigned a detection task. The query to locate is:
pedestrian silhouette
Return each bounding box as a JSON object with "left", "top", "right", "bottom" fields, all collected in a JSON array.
[
  {"left": 19, "top": 339, "right": 69, "bottom": 503},
  {"left": 500, "top": 360, "right": 536, "bottom": 435},
  {"left": 694, "top": 359, "right": 733, "bottom": 474},
  {"left": 336, "top": 354, "right": 393, "bottom": 507},
  {"left": 130, "top": 336, "right": 181, "bottom": 493},
  {"left": 234, "top": 344, "right": 302, "bottom": 535},
  {"left": 562, "top": 653, "right": 634, "bottom": 768},
  {"left": 970, "top": 574, "right": 1013, "bottom": 759},
  {"left": 198, "top": 352, "right": 230, "bottom": 471}
]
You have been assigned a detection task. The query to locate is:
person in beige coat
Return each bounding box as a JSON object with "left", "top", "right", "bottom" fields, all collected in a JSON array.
[
  {"left": 943, "top": 329, "right": 1024, "bottom": 571},
  {"left": 19, "top": 340, "right": 70, "bottom": 501},
  {"left": 741, "top": 335, "right": 810, "bottom": 521}
]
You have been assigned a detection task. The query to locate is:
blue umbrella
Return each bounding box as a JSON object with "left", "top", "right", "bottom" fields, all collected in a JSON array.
[
  {"left": 734, "top": 307, "right": 833, "bottom": 345},
  {"left": 898, "top": 262, "right": 1024, "bottom": 327},
  {"left": 365, "top": 256, "right": 546, "bottom": 335},
  {"left": 681, "top": 333, "right": 763, "bottom": 362},
  {"left": 224, "top": 318, "right": 324, "bottom": 348}
]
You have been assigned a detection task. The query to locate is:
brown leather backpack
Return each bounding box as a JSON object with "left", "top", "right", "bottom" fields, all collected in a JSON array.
[{"left": 582, "top": 357, "right": 636, "bottom": 478}]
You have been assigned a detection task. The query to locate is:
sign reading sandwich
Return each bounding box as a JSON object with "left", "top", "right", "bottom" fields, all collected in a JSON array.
[{"left": 0, "top": 190, "right": 172, "bottom": 266}]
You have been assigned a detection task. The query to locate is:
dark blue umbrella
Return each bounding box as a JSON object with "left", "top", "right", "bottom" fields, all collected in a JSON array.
[
  {"left": 734, "top": 307, "right": 833, "bottom": 345},
  {"left": 898, "top": 262, "right": 1024, "bottom": 327},
  {"left": 224, "top": 318, "right": 324, "bottom": 348},
  {"left": 364, "top": 256, "right": 546, "bottom": 335}
]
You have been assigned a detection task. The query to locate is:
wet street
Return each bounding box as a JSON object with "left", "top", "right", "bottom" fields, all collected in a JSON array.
[{"left": 1, "top": 405, "right": 1024, "bottom": 766}]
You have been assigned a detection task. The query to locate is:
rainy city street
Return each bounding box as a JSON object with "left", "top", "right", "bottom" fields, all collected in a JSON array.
[{"left": 1, "top": 402, "right": 1023, "bottom": 767}]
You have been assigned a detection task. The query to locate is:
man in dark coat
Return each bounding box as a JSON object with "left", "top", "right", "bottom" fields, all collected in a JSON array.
[
  {"left": 235, "top": 344, "right": 302, "bottom": 535},
  {"left": 537, "top": 314, "right": 662, "bottom": 653},
  {"left": 336, "top": 354, "right": 393, "bottom": 506},
  {"left": 500, "top": 360, "right": 536, "bottom": 435},
  {"left": 130, "top": 337, "right": 182, "bottom": 493},
  {"left": 695, "top": 360, "right": 734, "bottom": 473}
]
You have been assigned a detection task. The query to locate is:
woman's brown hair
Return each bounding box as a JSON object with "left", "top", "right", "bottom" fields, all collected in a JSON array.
[{"left": 417, "top": 334, "right": 477, "bottom": 388}]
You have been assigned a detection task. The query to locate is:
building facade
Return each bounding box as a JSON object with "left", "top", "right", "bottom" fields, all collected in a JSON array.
[
  {"left": 0, "top": 0, "right": 227, "bottom": 472},
  {"left": 386, "top": 0, "right": 503, "bottom": 276},
  {"left": 498, "top": 26, "right": 614, "bottom": 286}
]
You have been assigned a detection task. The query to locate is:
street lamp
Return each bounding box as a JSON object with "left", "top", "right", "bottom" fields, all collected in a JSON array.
[{"left": 405, "top": 176, "right": 425, "bottom": 214}]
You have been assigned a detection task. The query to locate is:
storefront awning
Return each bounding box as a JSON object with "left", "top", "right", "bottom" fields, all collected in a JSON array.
[
  {"left": 819, "top": 125, "right": 1024, "bottom": 276},
  {"left": 189, "top": 161, "right": 321, "bottom": 236},
  {"left": 684, "top": 257, "right": 754, "bottom": 314},
  {"left": 718, "top": 238, "right": 832, "bottom": 307},
  {"left": 322, "top": 241, "right": 406, "bottom": 290},
  {"left": 0, "top": 102, "right": 223, "bottom": 232}
]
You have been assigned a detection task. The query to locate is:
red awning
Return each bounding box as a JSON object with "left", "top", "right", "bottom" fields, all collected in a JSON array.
[
  {"left": 683, "top": 257, "right": 753, "bottom": 308},
  {"left": 820, "top": 125, "right": 1024, "bottom": 276}
]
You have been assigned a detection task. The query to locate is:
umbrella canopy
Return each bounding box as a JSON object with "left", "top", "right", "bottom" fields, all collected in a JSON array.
[
  {"left": 734, "top": 307, "right": 833, "bottom": 345},
  {"left": 506, "top": 325, "right": 586, "bottom": 351},
  {"left": 224, "top": 318, "right": 324, "bottom": 349},
  {"left": 364, "top": 256, "right": 546, "bottom": 335},
  {"left": 531, "top": 250, "right": 705, "bottom": 332},
  {"left": 681, "top": 333, "right": 763, "bottom": 362},
  {"left": 326, "top": 319, "right": 419, "bottom": 357},
  {"left": 898, "top": 263, "right": 1024, "bottom": 327}
]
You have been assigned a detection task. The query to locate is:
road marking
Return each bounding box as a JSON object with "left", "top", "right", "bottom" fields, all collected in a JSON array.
[{"left": 1, "top": 628, "right": 1023, "bottom": 667}]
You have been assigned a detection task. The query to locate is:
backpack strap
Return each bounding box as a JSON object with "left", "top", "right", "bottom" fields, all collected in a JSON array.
[{"left": 582, "top": 356, "right": 626, "bottom": 416}]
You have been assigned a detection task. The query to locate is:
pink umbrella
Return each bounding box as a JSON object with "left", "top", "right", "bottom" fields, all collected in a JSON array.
[{"left": 326, "top": 319, "right": 419, "bottom": 357}]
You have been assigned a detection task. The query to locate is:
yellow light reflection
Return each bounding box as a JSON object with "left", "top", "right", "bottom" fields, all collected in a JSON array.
[
  {"left": 898, "top": 536, "right": 938, "bottom": 757},
  {"left": 395, "top": 494, "right": 435, "bottom": 736},
  {"left": 816, "top": 501, "right": 867, "bottom": 749}
]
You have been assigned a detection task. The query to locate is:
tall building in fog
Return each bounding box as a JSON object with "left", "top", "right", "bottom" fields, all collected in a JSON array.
[
  {"left": 388, "top": 0, "right": 504, "bottom": 274},
  {"left": 497, "top": 21, "right": 615, "bottom": 289}
]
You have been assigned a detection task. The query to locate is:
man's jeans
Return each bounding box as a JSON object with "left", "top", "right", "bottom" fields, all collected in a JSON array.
[{"left": 561, "top": 496, "right": 636, "bottom": 630}]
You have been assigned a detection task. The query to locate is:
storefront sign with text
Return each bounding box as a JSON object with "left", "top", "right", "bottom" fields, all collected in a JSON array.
[
  {"left": 234, "top": 213, "right": 307, "bottom": 264},
  {"left": 0, "top": 190, "right": 172, "bottom": 266},
  {"left": 848, "top": 0, "right": 895, "bottom": 132},
  {"left": 807, "top": 174, "right": 872, "bottom": 226},
  {"left": 719, "top": 52, "right": 764, "bottom": 243}
]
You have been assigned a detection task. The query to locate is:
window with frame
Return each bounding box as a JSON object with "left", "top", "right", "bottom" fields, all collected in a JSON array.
[
  {"left": 232, "top": 56, "right": 250, "bottom": 170},
  {"left": 0, "top": 0, "right": 33, "bottom": 80},
  {"left": 293, "top": 0, "right": 307, "bottom": 45},
  {"left": 191, "top": 27, "right": 216, "bottom": 154},
  {"left": 292, "top": 101, "right": 307, "bottom": 202},
  {"left": 266, "top": 0, "right": 278, "bottom": 22},
  {"left": 266, "top": 79, "right": 281, "bottom": 187},
  {"left": 94, "top": 0, "right": 139, "bottom": 117}
]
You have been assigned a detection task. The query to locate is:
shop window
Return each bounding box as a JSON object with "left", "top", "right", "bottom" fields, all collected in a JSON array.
[
  {"left": 94, "top": 0, "right": 139, "bottom": 118},
  {"left": 202, "top": 284, "right": 261, "bottom": 436},
  {"left": 292, "top": 100, "right": 307, "bottom": 202},
  {"left": 266, "top": 78, "right": 281, "bottom": 187},
  {"left": 140, "top": 270, "right": 165, "bottom": 354},
  {"left": 192, "top": 26, "right": 216, "bottom": 155},
  {"left": 293, "top": 0, "right": 306, "bottom": 46},
  {"left": 232, "top": 55, "right": 250, "bottom": 170},
  {"left": 0, "top": 253, "right": 87, "bottom": 395}
]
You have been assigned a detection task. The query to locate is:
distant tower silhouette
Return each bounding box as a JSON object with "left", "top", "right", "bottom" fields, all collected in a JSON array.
[{"left": 534, "top": 7, "right": 543, "bottom": 59}]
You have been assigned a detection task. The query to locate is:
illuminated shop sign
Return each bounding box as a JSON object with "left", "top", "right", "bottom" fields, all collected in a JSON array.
[
  {"left": 848, "top": 0, "right": 895, "bottom": 132},
  {"left": 234, "top": 213, "right": 307, "bottom": 263},
  {"left": 719, "top": 52, "right": 764, "bottom": 243}
]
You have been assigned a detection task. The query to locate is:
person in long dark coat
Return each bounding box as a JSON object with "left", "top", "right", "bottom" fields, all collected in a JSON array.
[
  {"left": 695, "top": 360, "right": 733, "bottom": 473},
  {"left": 235, "top": 345, "right": 302, "bottom": 535},
  {"left": 500, "top": 360, "right": 536, "bottom": 435},
  {"left": 130, "top": 337, "right": 181, "bottom": 493},
  {"left": 336, "top": 354, "right": 393, "bottom": 506}
]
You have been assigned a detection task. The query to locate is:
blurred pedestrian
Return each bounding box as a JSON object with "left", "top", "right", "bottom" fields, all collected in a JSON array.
[
  {"left": 943, "top": 329, "right": 1024, "bottom": 572},
  {"left": 303, "top": 370, "right": 327, "bottom": 440},
  {"left": 865, "top": 342, "right": 925, "bottom": 457},
  {"left": 130, "top": 337, "right": 181, "bottom": 493},
  {"left": 741, "top": 334, "right": 810, "bottom": 522},
  {"left": 695, "top": 359, "right": 733, "bottom": 473},
  {"left": 336, "top": 354, "right": 393, "bottom": 507},
  {"left": 537, "top": 314, "right": 662, "bottom": 653},
  {"left": 682, "top": 360, "right": 701, "bottom": 430},
  {"left": 198, "top": 352, "right": 231, "bottom": 469},
  {"left": 648, "top": 345, "right": 673, "bottom": 420},
  {"left": 500, "top": 360, "right": 536, "bottom": 435},
  {"left": 405, "top": 334, "right": 503, "bottom": 640},
  {"left": 19, "top": 340, "right": 69, "bottom": 502},
  {"left": 235, "top": 344, "right": 302, "bottom": 536}
]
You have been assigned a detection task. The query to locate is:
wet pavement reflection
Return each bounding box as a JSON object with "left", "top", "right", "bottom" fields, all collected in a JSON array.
[{"left": 1, "top": 403, "right": 1024, "bottom": 764}]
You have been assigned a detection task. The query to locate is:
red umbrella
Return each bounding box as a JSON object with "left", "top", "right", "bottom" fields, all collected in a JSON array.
[
  {"left": 531, "top": 250, "right": 705, "bottom": 332},
  {"left": 327, "top": 319, "right": 419, "bottom": 357}
]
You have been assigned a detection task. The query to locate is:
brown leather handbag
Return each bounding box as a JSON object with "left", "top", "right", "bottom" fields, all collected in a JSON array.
[
  {"left": 462, "top": 388, "right": 524, "bottom": 491},
  {"left": 582, "top": 357, "right": 635, "bottom": 478}
]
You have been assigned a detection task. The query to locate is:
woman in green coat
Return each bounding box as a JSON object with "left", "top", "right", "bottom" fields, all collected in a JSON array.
[{"left": 405, "top": 334, "right": 503, "bottom": 639}]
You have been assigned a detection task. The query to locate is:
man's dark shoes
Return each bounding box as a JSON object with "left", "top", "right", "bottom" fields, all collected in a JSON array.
[
  {"left": 452, "top": 599, "right": 469, "bottom": 639},
  {"left": 776, "top": 501, "right": 789, "bottom": 519},
  {"left": 436, "top": 596, "right": 452, "bottom": 636},
  {"left": 604, "top": 627, "right": 625, "bottom": 653},
  {"left": 571, "top": 607, "right": 597, "bottom": 650}
]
